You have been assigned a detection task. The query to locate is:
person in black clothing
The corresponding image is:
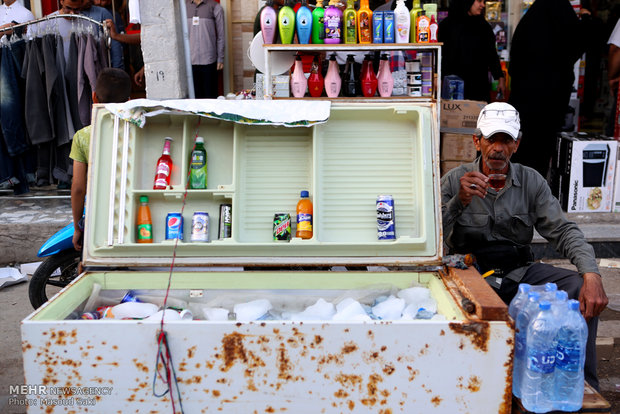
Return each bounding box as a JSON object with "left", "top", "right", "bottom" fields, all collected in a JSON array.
[
  {"left": 509, "top": 0, "right": 593, "bottom": 179},
  {"left": 438, "top": 0, "right": 505, "bottom": 102}
]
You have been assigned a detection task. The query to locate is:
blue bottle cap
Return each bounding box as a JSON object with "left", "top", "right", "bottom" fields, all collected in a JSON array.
[
  {"left": 539, "top": 300, "right": 551, "bottom": 310},
  {"left": 555, "top": 290, "right": 568, "bottom": 301},
  {"left": 528, "top": 291, "right": 540, "bottom": 300},
  {"left": 519, "top": 283, "right": 531, "bottom": 293},
  {"left": 301, "top": 190, "right": 309, "bottom": 198},
  {"left": 568, "top": 299, "right": 580, "bottom": 311},
  {"left": 545, "top": 282, "right": 558, "bottom": 292}
]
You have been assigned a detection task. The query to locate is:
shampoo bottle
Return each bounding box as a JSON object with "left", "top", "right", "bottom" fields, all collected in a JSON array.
[
  {"left": 343, "top": 0, "right": 357, "bottom": 44},
  {"left": 394, "top": 0, "right": 410, "bottom": 44},
  {"left": 260, "top": 0, "right": 277, "bottom": 44},
  {"left": 290, "top": 54, "right": 307, "bottom": 98},
  {"left": 296, "top": 0, "right": 313, "bottom": 44},
  {"left": 307, "top": 55, "right": 324, "bottom": 97},
  {"left": 311, "top": 0, "right": 325, "bottom": 44},
  {"left": 278, "top": 0, "right": 296, "bottom": 45},
  {"left": 343, "top": 54, "right": 358, "bottom": 97},
  {"left": 429, "top": 14, "right": 438, "bottom": 42},
  {"left": 416, "top": 11, "right": 430, "bottom": 43},
  {"left": 409, "top": 0, "right": 423, "bottom": 43},
  {"left": 377, "top": 53, "right": 394, "bottom": 97},
  {"left": 361, "top": 54, "right": 378, "bottom": 97},
  {"left": 324, "top": 0, "right": 343, "bottom": 44},
  {"left": 324, "top": 54, "right": 341, "bottom": 97},
  {"left": 357, "top": 0, "right": 373, "bottom": 44}
]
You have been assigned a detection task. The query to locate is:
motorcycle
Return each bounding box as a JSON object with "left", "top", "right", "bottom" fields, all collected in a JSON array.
[{"left": 29, "top": 223, "right": 81, "bottom": 309}]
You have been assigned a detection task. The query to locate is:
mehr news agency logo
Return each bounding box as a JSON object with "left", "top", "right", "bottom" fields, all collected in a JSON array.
[{"left": 8, "top": 384, "right": 113, "bottom": 407}]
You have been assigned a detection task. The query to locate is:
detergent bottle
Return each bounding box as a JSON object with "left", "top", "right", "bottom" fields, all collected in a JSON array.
[
  {"left": 324, "top": 0, "right": 342, "bottom": 44},
  {"left": 296, "top": 0, "right": 313, "bottom": 44},
  {"left": 409, "top": 0, "right": 423, "bottom": 43},
  {"left": 278, "top": 0, "right": 296, "bottom": 44},
  {"left": 311, "top": 0, "right": 325, "bottom": 44},
  {"left": 357, "top": 0, "right": 373, "bottom": 44},
  {"left": 343, "top": 0, "right": 357, "bottom": 44},
  {"left": 416, "top": 11, "right": 430, "bottom": 43}
]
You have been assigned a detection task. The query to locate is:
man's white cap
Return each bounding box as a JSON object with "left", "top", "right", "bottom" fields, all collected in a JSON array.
[{"left": 476, "top": 102, "right": 521, "bottom": 141}]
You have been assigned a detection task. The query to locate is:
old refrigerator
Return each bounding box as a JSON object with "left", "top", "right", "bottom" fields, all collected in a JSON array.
[{"left": 22, "top": 101, "right": 514, "bottom": 413}]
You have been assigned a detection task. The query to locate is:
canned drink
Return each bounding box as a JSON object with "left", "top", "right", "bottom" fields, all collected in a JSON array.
[
  {"left": 372, "top": 11, "right": 383, "bottom": 43},
  {"left": 218, "top": 204, "right": 232, "bottom": 239},
  {"left": 121, "top": 290, "right": 142, "bottom": 303},
  {"left": 377, "top": 195, "right": 396, "bottom": 240},
  {"left": 191, "top": 212, "right": 209, "bottom": 242},
  {"left": 165, "top": 212, "right": 184, "bottom": 240},
  {"left": 383, "top": 11, "right": 395, "bottom": 43},
  {"left": 80, "top": 311, "right": 101, "bottom": 320},
  {"left": 273, "top": 213, "right": 291, "bottom": 241}
]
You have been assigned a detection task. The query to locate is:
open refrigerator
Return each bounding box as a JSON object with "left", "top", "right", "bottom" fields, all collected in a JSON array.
[{"left": 22, "top": 100, "right": 513, "bottom": 413}]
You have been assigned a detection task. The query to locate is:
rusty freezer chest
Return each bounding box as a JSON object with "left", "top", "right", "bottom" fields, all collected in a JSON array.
[{"left": 21, "top": 102, "right": 514, "bottom": 413}]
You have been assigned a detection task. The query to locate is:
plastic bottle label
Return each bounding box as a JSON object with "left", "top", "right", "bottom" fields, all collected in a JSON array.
[
  {"left": 137, "top": 224, "right": 153, "bottom": 241},
  {"left": 556, "top": 343, "right": 581, "bottom": 372},
  {"left": 515, "top": 333, "right": 526, "bottom": 359},
  {"left": 325, "top": 15, "right": 341, "bottom": 40},
  {"left": 297, "top": 213, "right": 313, "bottom": 232},
  {"left": 527, "top": 349, "right": 555, "bottom": 373}
]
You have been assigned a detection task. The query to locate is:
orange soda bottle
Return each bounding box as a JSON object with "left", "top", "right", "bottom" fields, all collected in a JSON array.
[
  {"left": 137, "top": 195, "right": 153, "bottom": 243},
  {"left": 296, "top": 190, "right": 313, "bottom": 239}
]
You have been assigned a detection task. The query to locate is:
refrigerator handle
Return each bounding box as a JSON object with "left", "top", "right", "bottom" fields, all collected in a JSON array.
[{"left": 108, "top": 116, "right": 120, "bottom": 246}]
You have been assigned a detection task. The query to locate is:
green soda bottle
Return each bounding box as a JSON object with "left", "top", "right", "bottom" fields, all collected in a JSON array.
[{"left": 189, "top": 137, "right": 207, "bottom": 189}]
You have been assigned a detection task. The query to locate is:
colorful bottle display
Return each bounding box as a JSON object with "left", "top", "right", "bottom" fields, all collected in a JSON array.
[
  {"left": 361, "top": 54, "right": 378, "bottom": 97},
  {"left": 278, "top": 0, "right": 296, "bottom": 44},
  {"left": 394, "top": 0, "right": 410, "bottom": 43},
  {"left": 311, "top": 0, "right": 325, "bottom": 44},
  {"left": 296, "top": 190, "right": 313, "bottom": 239},
  {"left": 324, "top": 54, "right": 341, "bottom": 97},
  {"left": 307, "top": 56, "right": 324, "bottom": 97},
  {"left": 290, "top": 54, "right": 307, "bottom": 97},
  {"left": 357, "top": 0, "right": 373, "bottom": 44},
  {"left": 153, "top": 137, "right": 173, "bottom": 190},
  {"left": 136, "top": 195, "right": 153, "bottom": 243},
  {"left": 377, "top": 54, "right": 394, "bottom": 97},
  {"left": 260, "top": 0, "right": 277, "bottom": 44},
  {"left": 324, "top": 0, "right": 342, "bottom": 44},
  {"left": 343, "top": 0, "right": 357, "bottom": 44},
  {"left": 189, "top": 137, "right": 207, "bottom": 189},
  {"left": 296, "top": 0, "right": 313, "bottom": 44}
]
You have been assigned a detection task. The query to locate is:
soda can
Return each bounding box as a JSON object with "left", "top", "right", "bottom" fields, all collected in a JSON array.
[
  {"left": 165, "top": 212, "right": 184, "bottom": 240},
  {"left": 372, "top": 11, "right": 383, "bottom": 43},
  {"left": 377, "top": 195, "right": 396, "bottom": 240},
  {"left": 383, "top": 11, "right": 395, "bottom": 43},
  {"left": 121, "top": 290, "right": 142, "bottom": 303},
  {"left": 191, "top": 212, "right": 209, "bottom": 242},
  {"left": 218, "top": 204, "right": 232, "bottom": 239},
  {"left": 80, "top": 311, "right": 101, "bottom": 320},
  {"left": 273, "top": 213, "right": 291, "bottom": 241}
]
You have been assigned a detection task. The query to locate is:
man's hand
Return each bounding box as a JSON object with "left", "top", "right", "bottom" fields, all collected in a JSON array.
[
  {"left": 458, "top": 171, "right": 488, "bottom": 207},
  {"left": 217, "top": 62, "right": 224, "bottom": 71},
  {"left": 134, "top": 66, "right": 145, "bottom": 87},
  {"left": 73, "top": 228, "right": 83, "bottom": 251},
  {"left": 104, "top": 19, "right": 118, "bottom": 39},
  {"left": 578, "top": 272, "right": 608, "bottom": 321}
]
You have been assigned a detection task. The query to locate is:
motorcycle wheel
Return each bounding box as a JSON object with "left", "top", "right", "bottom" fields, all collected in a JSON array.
[{"left": 29, "top": 249, "right": 81, "bottom": 309}]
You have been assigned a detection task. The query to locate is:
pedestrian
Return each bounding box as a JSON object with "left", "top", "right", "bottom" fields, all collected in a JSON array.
[
  {"left": 441, "top": 102, "right": 608, "bottom": 390},
  {"left": 186, "top": 0, "right": 225, "bottom": 98},
  {"left": 70, "top": 68, "right": 131, "bottom": 251},
  {"left": 508, "top": 0, "right": 594, "bottom": 179},
  {"left": 438, "top": 0, "right": 505, "bottom": 102}
]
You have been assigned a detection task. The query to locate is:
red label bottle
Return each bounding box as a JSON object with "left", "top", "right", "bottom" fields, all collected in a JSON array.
[
  {"left": 361, "top": 55, "right": 378, "bottom": 97},
  {"left": 153, "top": 137, "right": 173, "bottom": 190},
  {"left": 307, "top": 56, "right": 324, "bottom": 97}
]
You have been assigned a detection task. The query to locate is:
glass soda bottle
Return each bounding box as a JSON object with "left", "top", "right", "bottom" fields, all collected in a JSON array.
[
  {"left": 296, "top": 190, "right": 313, "bottom": 239},
  {"left": 189, "top": 137, "right": 207, "bottom": 189},
  {"left": 153, "top": 137, "right": 173, "bottom": 190},
  {"left": 136, "top": 195, "right": 153, "bottom": 243}
]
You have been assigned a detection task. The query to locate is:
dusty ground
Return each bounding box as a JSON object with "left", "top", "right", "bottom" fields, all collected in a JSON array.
[{"left": 597, "top": 307, "right": 620, "bottom": 413}]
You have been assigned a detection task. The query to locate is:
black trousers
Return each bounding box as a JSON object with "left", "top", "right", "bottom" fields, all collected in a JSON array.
[
  {"left": 192, "top": 63, "right": 218, "bottom": 99},
  {"left": 495, "top": 263, "right": 599, "bottom": 391}
]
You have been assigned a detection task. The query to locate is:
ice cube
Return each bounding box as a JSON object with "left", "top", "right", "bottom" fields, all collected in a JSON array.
[
  {"left": 289, "top": 298, "right": 336, "bottom": 321},
  {"left": 234, "top": 299, "right": 273, "bottom": 322},
  {"left": 371, "top": 295, "right": 405, "bottom": 320},
  {"left": 203, "top": 307, "right": 230, "bottom": 321},
  {"left": 333, "top": 298, "right": 371, "bottom": 321},
  {"left": 401, "top": 302, "right": 421, "bottom": 320},
  {"left": 418, "top": 297, "right": 437, "bottom": 313},
  {"left": 397, "top": 287, "right": 431, "bottom": 305}
]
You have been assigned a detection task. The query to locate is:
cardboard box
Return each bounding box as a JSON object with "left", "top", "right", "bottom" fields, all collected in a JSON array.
[
  {"left": 440, "top": 100, "right": 487, "bottom": 134},
  {"left": 552, "top": 133, "right": 618, "bottom": 212},
  {"left": 441, "top": 160, "right": 468, "bottom": 177},
  {"left": 441, "top": 133, "right": 477, "bottom": 161}
]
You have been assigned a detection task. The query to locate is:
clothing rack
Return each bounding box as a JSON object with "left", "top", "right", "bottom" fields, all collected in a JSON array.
[{"left": 0, "top": 14, "right": 106, "bottom": 34}]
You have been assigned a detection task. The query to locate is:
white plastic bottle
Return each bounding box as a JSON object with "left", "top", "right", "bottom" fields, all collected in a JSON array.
[
  {"left": 508, "top": 283, "right": 531, "bottom": 320},
  {"left": 394, "top": 0, "right": 410, "bottom": 44},
  {"left": 513, "top": 291, "right": 541, "bottom": 399},
  {"left": 553, "top": 299, "right": 587, "bottom": 411}
]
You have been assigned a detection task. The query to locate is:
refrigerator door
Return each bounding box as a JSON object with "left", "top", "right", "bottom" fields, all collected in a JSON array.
[{"left": 82, "top": 102, "right": 442, "bottom": 268}]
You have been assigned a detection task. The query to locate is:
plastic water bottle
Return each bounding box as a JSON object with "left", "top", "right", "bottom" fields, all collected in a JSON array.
[
  {"left": 551, "top": 290, "right": 568, "bottom": 319},
  {"left": 521, "top": 301, "right": 559, "bottom": 413},
  {"left": 508, "top": 283, "right": 531, "bottom": 320},
  {"left": 513, "top": 291, "right": 541, "bottom": 399},
  {"left": 553, "top": 299, "right": 587, "bottom": 411},
  {"left": 531, "top": 282, "right": 557, "bottom": 301}
]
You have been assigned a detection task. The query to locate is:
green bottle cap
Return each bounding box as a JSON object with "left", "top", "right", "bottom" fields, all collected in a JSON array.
[{"left": 140, "top": 196, "right": 149, "bottom": 203}]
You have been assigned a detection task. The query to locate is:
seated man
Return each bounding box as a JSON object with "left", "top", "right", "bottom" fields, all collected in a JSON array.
[{"left": 441, "top": 102, "right": 608, "bottom": 389}]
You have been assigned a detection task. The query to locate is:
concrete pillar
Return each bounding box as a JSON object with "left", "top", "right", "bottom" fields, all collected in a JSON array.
[{"left": 140, "top": 0, "right": 189, "bottom": 99}]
